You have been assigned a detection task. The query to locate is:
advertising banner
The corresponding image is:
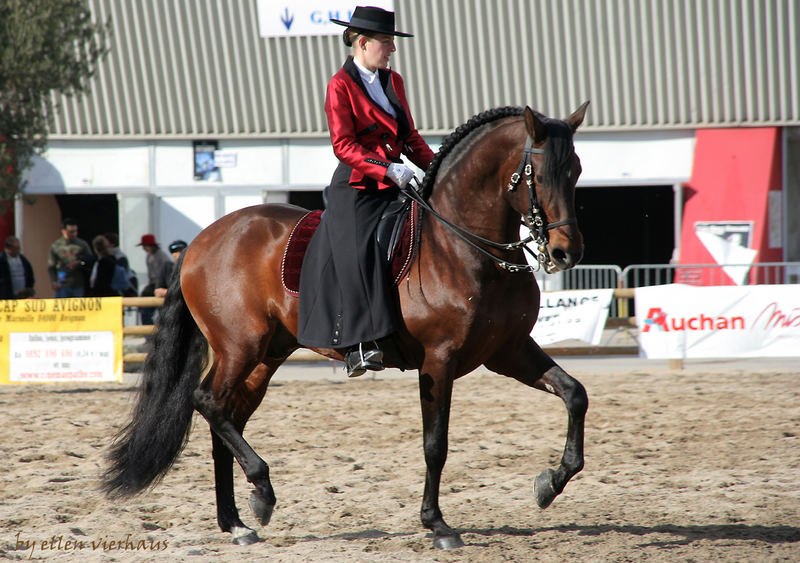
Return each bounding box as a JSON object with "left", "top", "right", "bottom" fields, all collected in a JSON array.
[
  {"left": 0, "top": 297, "right": 123, "bottom": 384},
  {"left": 635, "top": 284, "right": 800, "bottom": 359},
  {"left": 257, "top": 1, "right": 394, "bottom": 38},
  {"left": 532, "top": 289, "right": 614, "bottom": 345}
]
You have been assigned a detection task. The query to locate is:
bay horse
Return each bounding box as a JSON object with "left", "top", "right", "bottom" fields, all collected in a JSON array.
[{"left": 104, "top": 102, "right": 590, "bottom": 550}]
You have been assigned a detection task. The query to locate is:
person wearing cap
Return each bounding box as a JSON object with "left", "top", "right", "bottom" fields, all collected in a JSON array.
[
  {"left": 137, "top": 233, "right": 171, "bottom": 325},
  {"left": 297, "top": 6, "right": 435, "bottom": 377},
  {"left": 154, "top": 240, "right": 187, "bottom": 298}
]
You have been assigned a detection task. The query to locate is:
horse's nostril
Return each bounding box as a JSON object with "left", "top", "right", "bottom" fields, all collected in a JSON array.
[{"left": 551, "top": 248, "right": 567, "bottom": 264}]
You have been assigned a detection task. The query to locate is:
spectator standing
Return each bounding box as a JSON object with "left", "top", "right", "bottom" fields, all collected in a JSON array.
[
  {"left": 154, "top": 240, "right": 187, "bottom": 298},
  {"left": 47, "top": 218, "right": 94, "bottom": 298},
  {"left": 89, "top": 235, "right": 120, "bottom": 297},
  {"left": 105, "top": 232, "right": 138, "bottom": 296},
  {"left": 137, "top": 233, "right": 171, "bottom": 325},
  {"left": 0, "top": 236, "right": 35, "bottom": 299}
]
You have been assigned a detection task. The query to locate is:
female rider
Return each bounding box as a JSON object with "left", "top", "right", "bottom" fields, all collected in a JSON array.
[{"left": 297, "top": 6, "right": 434, "bottom": 377}]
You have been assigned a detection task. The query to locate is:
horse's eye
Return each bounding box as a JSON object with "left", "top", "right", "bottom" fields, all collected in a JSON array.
[{"left": 536, "top": 175, "right": 543, "bottom": 183}]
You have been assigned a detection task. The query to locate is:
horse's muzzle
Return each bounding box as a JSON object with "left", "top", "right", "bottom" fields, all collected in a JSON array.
[
  {"left": 549, "top": 244, "right": 584, "bottom": 270},
  {"left": 547, "top": 224, "right": 584, "bottom": 270}
]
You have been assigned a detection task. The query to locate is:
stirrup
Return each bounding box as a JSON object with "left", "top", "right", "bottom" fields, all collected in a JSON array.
[{"left": 345, "top": 342, "right": 384, "bottom": 378}]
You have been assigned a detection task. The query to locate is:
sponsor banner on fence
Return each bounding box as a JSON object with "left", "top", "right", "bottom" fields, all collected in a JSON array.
[
  {"left": 532, "top": 289, "right": 614, "bottom": 345},
  {"left": 635, "top": 284, "right": 800, "bottom": 359},
  {"left": 0, "top": 297, "right": 123, "bottom": 384}
]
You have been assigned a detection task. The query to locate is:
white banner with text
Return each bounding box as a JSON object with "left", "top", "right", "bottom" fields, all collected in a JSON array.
[
  {"left": 635, "top": 284, "right": 800, "bottom": 359},
  {"left": 532, "top": 289, "right": 614, "bottom": 345}
]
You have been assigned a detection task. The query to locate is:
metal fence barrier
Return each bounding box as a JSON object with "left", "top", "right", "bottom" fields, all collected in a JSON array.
[
  {"left": 622, "top": 261, "right": 800, "bottom": 288},
  {"left": 535, "top": 264, "right": 622, "bottom": 291},
  {"left": 562, "top": 264, "right": 623, "bottom": 290}
]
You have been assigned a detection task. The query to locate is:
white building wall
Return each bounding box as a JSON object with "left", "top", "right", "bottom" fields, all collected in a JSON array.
[
  {"left": 23, "top": 130, "right": 698, "bottom": 277},
  {"left": 154, "top": 141, "right": 286, "bottom": 187},
  {"left": 23, "top": 138, "right": 343, "bottom": 278}
]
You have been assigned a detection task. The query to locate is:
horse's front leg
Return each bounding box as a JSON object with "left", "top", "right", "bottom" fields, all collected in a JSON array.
[
  {"left": 417, "top": 368, "right": 465, "bottom": 550},
  {"left": 529, "top": 361, "right": 587, "bottom": 508},
  {"left": 486, "top": 337, "right": 588, "bottom": 509}
]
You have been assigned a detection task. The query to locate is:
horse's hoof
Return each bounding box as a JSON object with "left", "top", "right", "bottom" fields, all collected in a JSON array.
[
  {"left": 231, "top": 526, "right": 260, "bottom": 545},
  {"left": 249, "top": 492, "right": 275, "bottom": 526},
  {"left": 433, "top": 534, "right": 465, "bottom": 550},
  {"left": 534, "top": 468, "right": 557, "bottom": 509}
]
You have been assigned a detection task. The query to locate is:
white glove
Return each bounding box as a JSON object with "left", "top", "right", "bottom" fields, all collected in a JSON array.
[{"left": 385, "top": 163, "right": 415, "bottom": 188}]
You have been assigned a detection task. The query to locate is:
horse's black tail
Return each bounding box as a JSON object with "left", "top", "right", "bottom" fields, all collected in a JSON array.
[{"left": 102, "top": 256, "right": 208, "bottom": 498}]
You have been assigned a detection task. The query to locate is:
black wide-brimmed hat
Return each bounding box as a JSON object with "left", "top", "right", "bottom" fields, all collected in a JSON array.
[{"left": 330, "top": 6, "right": 413, "bottom": 37}]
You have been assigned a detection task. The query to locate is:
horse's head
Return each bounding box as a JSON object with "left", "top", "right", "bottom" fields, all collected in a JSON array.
[{"left": 507, "top": 102, "right": 589, "bottom": 272}]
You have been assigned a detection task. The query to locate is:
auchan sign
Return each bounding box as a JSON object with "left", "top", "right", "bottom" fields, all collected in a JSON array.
[
  {"left": 642, "top": 308, "right": 746, "bottom": 332},
  {"left": 635, "top": 284, "right": 800, "bottom": 359}
]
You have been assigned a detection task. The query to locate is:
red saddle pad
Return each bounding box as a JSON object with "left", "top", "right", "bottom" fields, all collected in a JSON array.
[{"left": 281, "top": 203, "right": 418, "bottom": 297}]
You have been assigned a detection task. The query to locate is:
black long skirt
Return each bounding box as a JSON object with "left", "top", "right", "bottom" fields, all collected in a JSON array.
[{"left": 297, "top": 163, "right": 399, "bottom": 349}]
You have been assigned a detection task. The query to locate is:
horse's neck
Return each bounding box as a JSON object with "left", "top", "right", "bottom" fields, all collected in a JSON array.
[{"left": 429, "top": 127, "right": 522, "bottom": 242}]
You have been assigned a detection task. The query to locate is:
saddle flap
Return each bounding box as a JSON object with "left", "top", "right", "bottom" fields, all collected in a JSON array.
[{"left": 376, "top": 194, "right": 411, "bottom": 262}]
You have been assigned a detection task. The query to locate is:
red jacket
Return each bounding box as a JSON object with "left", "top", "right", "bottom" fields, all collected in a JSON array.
[{"left": 325, "top": 57, "right": 434, "bottom": 189}]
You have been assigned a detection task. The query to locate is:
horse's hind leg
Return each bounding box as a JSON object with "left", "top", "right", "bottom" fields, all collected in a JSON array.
[
  {"left": 212, "top": 431, "right": 255, "bottom": 544},
  {"left": 208, "top": 363, "right": 279, "bottom": 544},
  {"left": 194, "top": 358, "right": 279, "bottom": 544},
  {"left": 485, "top": 337, "right": 588, "bottom": 509}
]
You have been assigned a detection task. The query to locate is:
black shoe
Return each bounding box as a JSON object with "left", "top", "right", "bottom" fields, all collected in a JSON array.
[{"left": 344, "top": 344, "right": 384, "bottom": 378}]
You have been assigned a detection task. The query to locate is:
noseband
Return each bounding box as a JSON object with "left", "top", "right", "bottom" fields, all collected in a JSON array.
[
  {"left": 506, "top": 136, "right": 578, "bottom": 273},
  {"left": 402, "top": 135, "right": 576, "bottom": 274}
]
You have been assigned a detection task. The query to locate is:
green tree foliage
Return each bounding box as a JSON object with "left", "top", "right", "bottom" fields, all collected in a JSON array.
[{"left": 0, "top": 0, "right": 110, "bottom": 201}]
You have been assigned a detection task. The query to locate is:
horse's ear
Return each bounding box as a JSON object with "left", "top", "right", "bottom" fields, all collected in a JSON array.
[
  {"left": 524, "top": 106, "right": 547, "bottom": 144},
  {"left": 566, "top": 101, "right": 590, "bottom": 132}
]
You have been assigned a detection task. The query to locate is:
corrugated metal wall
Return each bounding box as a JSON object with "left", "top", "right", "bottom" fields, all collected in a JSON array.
[{"left": 49, "top": 0, "right": 800, "bottom": 138}]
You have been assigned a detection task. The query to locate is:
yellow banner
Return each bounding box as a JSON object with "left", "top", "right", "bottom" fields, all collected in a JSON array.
[{"left": 0, "top": 297, "right": 123, "bottom": 384}]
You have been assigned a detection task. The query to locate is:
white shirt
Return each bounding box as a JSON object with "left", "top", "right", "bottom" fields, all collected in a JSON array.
[{"left": 353, "top": 58, "right": 397, "bottom": 119}]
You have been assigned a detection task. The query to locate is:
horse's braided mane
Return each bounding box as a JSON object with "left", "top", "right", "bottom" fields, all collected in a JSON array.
[
  {"left": 420, "top": 106, "right": 525, "bottom": 198},
  {"left": 420, "top": 105, "right": 576, "bottom": 199}
]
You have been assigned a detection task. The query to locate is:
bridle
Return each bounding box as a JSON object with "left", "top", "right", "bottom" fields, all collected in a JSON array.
[
  {"left": 507, "top": 136, "right": 578, "bottom": 272},
  {"left": 401, "top": 136, "right": 577, "bottom": 274}
]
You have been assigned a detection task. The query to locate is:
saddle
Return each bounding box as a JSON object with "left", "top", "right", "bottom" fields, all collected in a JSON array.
[{"left": 281, "top": 198, "right": 420, "bottom": 297}]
